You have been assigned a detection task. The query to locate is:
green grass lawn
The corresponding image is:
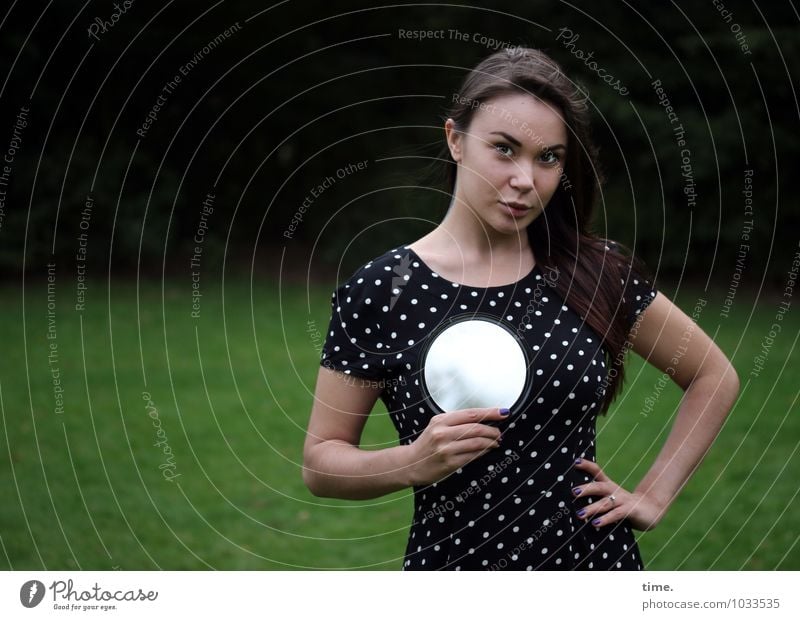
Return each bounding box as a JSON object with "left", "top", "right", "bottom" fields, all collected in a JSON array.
[{"left": 1, "top": 276, "right": 797, "bottom": 570}]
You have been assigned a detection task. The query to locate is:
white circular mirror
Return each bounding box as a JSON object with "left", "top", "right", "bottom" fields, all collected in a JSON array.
[{"left": 421, "top": 315, "right": 530, "bottom": 413}]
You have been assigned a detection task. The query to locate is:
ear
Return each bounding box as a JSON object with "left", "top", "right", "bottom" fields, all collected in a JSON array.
[{"left": 444, "top": 118, "right": 463, "bottom": 163}]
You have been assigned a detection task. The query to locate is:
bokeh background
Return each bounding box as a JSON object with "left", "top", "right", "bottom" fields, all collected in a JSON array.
[{"left": 0, "top": 0, "right": 797, "bottom": 569}]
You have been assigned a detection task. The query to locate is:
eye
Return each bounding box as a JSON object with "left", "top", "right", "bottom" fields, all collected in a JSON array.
[
  {"left": 494, "top": 143, "right": 514, "bottom": 157},
  {"left": 540, "top": 150, "right": 561, "bottom": 165}
]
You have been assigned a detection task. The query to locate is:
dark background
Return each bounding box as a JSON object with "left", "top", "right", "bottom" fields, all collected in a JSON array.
[
  {"left": 0, "top": 0, "right": 797, "bottom": 286},
  {"left": 1, "top": 0, "right": 799, "bottom": 575}
]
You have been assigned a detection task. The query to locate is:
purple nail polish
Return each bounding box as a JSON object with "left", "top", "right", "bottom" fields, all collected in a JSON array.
[
  {"left": 577, "top": 509, "right": 586, "bottom": 517},
  {"left": 592, "top": 518, "right": 602, "bottom": 526},
  {"left": 499, "top": 408, "right": 510, "bottom": 416},
  {"left": 573, "top": 488, "right": 581, "bottom": 496},
  {"left": 574, "top": 458, "right": 582, "bottom": 464}
]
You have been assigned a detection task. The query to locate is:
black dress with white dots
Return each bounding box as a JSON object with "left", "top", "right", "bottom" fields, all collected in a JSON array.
[{"left": 320, "top": 242, "right": 657, "bottom": 570}]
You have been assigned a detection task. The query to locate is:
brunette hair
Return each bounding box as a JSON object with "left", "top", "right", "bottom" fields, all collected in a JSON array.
[{"left": 441, "top": 47, "right": 653, "bottom": 415}]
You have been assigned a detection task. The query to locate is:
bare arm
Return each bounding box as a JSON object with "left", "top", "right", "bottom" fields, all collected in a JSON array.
[
  {"left": 302, "top": 367, "right": 506, "bottom": 500},
  {"left": 302, "top": 367, "right": 414, "bottom": 500},
  {"left": 574, "top": 292, "right": 740, "bottom": 530},
  {"left": 629, "top": 292, "right": 740, "bottom": 515}
]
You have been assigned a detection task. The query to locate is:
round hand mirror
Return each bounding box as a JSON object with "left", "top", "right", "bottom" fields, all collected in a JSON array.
[{"left": 419, "top": 313, "right": 532, "bottom": 415}]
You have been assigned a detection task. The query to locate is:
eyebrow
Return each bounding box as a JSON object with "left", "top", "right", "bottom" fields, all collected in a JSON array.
[{"left": 489, "top": 131, "right": 566, "bottom": 151}]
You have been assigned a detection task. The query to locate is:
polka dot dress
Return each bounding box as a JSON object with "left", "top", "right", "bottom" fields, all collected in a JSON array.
[{"left": 320, "top": 243, "right": 657, "bottom": 570}]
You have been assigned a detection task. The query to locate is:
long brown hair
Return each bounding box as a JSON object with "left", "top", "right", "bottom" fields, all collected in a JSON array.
[{"left": 440, "top": 47, "right": 653, "bottom": 415}]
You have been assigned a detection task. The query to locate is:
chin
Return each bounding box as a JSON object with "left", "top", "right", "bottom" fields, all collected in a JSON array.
[{"left": 494, "top": 220, "right": 530, "bottom": 237}]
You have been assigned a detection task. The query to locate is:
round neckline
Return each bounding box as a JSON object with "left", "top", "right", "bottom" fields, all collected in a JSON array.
[{"left": 402, "top": 245, "right": 540, "bottom": 290}]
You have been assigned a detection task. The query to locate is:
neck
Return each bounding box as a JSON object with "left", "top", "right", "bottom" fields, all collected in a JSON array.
[{"left": 437, "top": 196, "right": 531, "bottom": 259}]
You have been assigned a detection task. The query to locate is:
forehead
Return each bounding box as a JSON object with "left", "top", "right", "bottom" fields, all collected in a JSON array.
[{"left": 469, "top": 93, "right": 567, "bottom": 145}]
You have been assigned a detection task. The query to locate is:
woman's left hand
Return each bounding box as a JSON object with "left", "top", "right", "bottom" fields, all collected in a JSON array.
[{"left": 571, "top": 458, "right": 667, "bottom": 532}]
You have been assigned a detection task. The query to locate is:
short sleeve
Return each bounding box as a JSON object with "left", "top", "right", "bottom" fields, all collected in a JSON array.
[
  {"left": 319, "top": 265, "right": 392, "bottom": 380},
  {"left": 604, "top": 240, "right": 658, "bottom": 330},
  {"left": 621, "top": 268, "right": 657, "bottom": 328}
]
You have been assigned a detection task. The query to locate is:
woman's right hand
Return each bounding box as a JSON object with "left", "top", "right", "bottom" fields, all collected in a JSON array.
[{"left": 407, "top": 407, "right": 509, "bottom": 487}]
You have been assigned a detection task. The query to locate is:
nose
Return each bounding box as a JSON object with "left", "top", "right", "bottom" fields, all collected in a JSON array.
[{"left": 509, "top": 162, "right": 534, "bottom": 193}]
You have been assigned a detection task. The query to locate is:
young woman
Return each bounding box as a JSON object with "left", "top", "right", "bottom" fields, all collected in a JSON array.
[{"left": 302, "top": 47, "right": 739, "bottom": 570}]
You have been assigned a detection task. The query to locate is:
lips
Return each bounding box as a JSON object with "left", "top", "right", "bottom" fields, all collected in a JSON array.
[
  {"left": 500, "top": 201, "right": 533, "bottom": 218},
  {"left": 500, "top": 200, "right": 533, "bottom": 211}
]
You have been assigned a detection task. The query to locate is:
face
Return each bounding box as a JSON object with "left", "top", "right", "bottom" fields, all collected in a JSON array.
[{"left": 445, "top": 92, "right": 568, "bottom": 238}]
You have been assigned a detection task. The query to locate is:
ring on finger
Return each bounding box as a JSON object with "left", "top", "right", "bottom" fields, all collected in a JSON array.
[{"left": 608, "top": 494, "right": 616, "bottom": 506}]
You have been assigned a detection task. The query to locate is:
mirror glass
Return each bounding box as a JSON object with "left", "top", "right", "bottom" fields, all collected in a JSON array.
[{"left": 422, "top": 317, "right": 529, "bottom": 412}]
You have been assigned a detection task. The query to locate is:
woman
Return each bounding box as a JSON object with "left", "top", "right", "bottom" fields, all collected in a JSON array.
[{"left": 302, "top": 47, "right": 739, "bottom": 570}]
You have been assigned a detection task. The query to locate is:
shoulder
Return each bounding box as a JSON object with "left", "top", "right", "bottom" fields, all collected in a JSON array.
[
  {"left": 599, "top": 238, "right": 628, "bottom": 259},
  {"left": 321, "top": 246, "right": 415, "bottom": 379},
  {"left": 598, "top": 238, "right": 651, "bottom": 277},
  {"left": 596, "top": 237, "right": 658, "bottom": 324},
  {"left": 331, "top": 245, "right": 415, "bottom": 302}
]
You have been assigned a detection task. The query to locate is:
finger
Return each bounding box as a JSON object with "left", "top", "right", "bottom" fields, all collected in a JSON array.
[
  {"left": 588, "top": 506, "right": 629, "bottom": 528},
  {"left": 575, "top": 493, "right": 618, "bottom": 521},
  {"left": 450, "top": 422, "right": 502, "bottom": 441},
  {"left": 442, "top": 422, "right": 501, "bottom": 442},
  {"left": 443, "top": 407, "right": 511, "bottom": 426},
  {"left": 573, "top": 457, "right": 608, "bottom": 482},
  {"left": 573, "top": 457, "right": 610, "bottom": 482},
  {"left": 571, "top": 481, "right": 613, "bottom": 499},
  {"left": 599, "top": 494, "right": 619, "bottom": 512},
  {"left": 450, "top": 436, "right": 501, "bottom": 455}
]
